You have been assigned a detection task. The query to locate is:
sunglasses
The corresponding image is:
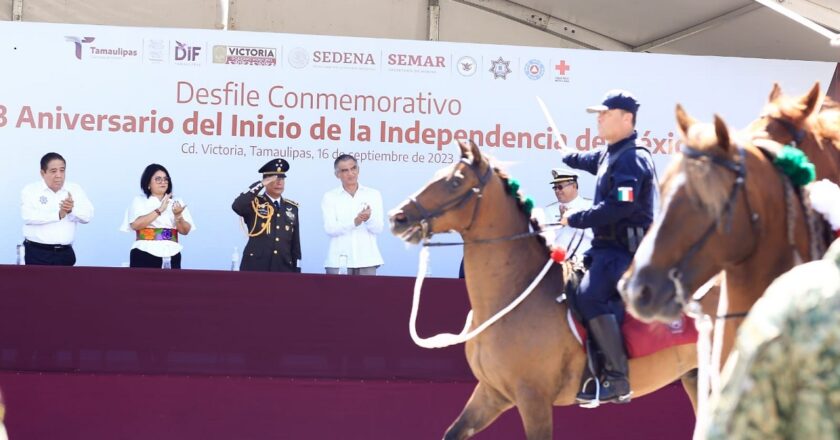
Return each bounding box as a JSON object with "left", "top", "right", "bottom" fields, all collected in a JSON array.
[{"left": 552, "top": 182, "right": 575, "bottom": 190}]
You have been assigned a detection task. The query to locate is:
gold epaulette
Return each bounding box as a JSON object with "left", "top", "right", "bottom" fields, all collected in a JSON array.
[{"left": 285, "top": 198, "right": 299, "bottom": 207}]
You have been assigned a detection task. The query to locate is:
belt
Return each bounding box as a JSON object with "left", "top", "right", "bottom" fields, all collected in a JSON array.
[
  {"left": 24, "top": 239, "right": 72, "bottom": 251},
  {"left": 136, "top": 228, "right": 179, "bottom": 242}
]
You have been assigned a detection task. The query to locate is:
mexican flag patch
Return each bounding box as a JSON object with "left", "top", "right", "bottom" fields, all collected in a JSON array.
[{"left": 617, "top": 187, "right": 634, "bottom": 202}]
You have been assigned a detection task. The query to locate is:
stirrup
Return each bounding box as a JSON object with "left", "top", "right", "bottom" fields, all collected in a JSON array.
[{"left": 575, "top": 377, "right": 602, "bottom": 409}]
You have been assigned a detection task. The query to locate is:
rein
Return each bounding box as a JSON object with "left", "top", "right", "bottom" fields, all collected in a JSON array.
[
  {"left": 406, "top": 158, "right": 493, "bottom": 239},
  {"left": 404, "top": 158, "right": 561, "bottom": 348},
  {"left": 669, "top": 144, "right": 760, "bottom": 320},
  {"left": 409, "top": 247, "right": 555, "bottom": 349}
]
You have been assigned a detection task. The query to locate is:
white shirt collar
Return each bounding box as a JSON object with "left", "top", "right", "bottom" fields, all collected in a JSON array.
[{"left": 39, "top": 179, "right": 64, "bottom": 194}]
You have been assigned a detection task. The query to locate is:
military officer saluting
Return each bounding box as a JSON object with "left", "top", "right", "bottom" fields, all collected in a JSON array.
[{"left": 232, "top": 158, "right": 301, "bottom": 272}]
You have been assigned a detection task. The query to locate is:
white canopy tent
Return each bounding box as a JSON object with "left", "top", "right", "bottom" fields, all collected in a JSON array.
[{"left": 3, "top": 0, "right": 839, "bottom": 61}]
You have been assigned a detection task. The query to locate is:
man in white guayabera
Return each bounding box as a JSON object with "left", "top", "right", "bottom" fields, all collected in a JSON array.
[
  {"left": 20, "top": 152, "right": 94, "bottom": 265},
  {"left": 321, "top": 154, "right": 384, "bottom": 275}
]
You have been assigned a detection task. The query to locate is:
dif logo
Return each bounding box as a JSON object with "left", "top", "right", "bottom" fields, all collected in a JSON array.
[{"left": 174, "top": 41, "right": 202, "bottom": 62}]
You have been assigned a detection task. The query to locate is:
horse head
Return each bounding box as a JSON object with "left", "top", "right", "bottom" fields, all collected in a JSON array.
[
  {"left": 388, "top": 140, "right": 497, "bottom": 243},
  {"left": 748, "top": 82, "right": 821, "bottom": 148},
  {"left": 620, "top": 105, "right": 762, "bottom": 322}
]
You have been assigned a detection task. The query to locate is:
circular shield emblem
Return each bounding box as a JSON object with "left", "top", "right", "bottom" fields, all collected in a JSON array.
[
  {"left": 457, "top": 56, "right": 477, "bottom": 77},
  {"left": 288, "top": 47, "right": 309, "bottom": 69},
  {"left": 524, "top": 59, "right": 545, "bottom": 80}
]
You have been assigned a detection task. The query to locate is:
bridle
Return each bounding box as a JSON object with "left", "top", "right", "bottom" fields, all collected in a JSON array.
[
  {"left": 405, "top": 158, "right": 493, "bottom": 241},
  {"left": 669, "top": 144, "right": 760, "bottom": 320},
  {"left": 766, "top": 115, "right": 807, "bottom": 146}
]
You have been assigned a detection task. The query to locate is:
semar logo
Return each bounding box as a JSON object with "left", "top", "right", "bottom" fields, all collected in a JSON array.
[{"left": 65, "top": 36, "right": 95, "bottom": 60}]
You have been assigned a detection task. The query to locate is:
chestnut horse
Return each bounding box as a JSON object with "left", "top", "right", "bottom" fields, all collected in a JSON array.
[
  {"left": 390, "top": 140, "right": 697, "bottom": 440},
  {"left": 620, "top": 106, "right": 817, "bottom": 354},
  {"left": 623, "top": 84, "right": 840, "bottom": 366},
  {"left": 749, "top": 82, "right": 840, "bottom": 184}
]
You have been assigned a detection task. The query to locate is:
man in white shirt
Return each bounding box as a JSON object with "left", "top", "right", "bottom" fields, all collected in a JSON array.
[
  {"left": 20, "top": 152, "right": 94, "bottom": 265},
  {"left": 550, "top": 168, "right": 593, "bottom": 261},
  {"left": 321, "top": 154, "right": 384, "bottom": 275}
]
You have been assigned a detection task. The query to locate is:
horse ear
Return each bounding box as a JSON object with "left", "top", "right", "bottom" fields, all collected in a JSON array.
[
  {"left": 713, "top": 114, "right": 731, "bottom": 151},
  {"left": 799, "top": 82, "right": 821, "bottom": 117},
  {"left": 468, "top": 140, "right": 482, "bottom": 165},
  {"left": 458, "top": 139, "right": 472, "bottom": 161},
  {"left": 675, "top": 104, "right": 696, "bottom": 138},
  {"left": 768, "top": 82, "right": 782, "bottom": 102}
]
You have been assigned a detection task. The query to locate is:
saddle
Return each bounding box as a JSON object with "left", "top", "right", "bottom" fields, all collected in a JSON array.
[{"left": 559, "top": 262, "right": 697, "bottom": 407}]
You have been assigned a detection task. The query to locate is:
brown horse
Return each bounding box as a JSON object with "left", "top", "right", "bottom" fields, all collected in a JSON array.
[
  {"left": 623, "top": 84, "right": 840, "bottom": 366},
  {"left": 748, "top": 82, "right": 840, "bottom": 184},
  {"left": 389, "top": 140, "right": 697, "bottom": 440},
  {"left": 620, "top": 106, "right": 815, "bottom": 364}
]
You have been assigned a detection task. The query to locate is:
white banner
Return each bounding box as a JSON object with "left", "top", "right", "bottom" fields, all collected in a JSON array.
[{"left": 0, "top": 22, "right": 834, "bottom": 276}]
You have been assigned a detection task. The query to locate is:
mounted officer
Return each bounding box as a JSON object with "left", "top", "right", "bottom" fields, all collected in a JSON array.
[{"left": 559, "top": 90, "right": 656, "bottom": 404}]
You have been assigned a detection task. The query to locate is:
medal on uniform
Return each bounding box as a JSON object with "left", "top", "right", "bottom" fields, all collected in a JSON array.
[{"left": 286, "top": 207, "right": 295, "bottom": 221}]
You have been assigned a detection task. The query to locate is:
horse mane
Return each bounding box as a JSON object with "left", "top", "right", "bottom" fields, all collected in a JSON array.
[
  {"left": 492, "top": 165, "right": 549, "bottom": 252},
  {"left": 672, "top": 123, "right": 739, "bottom": 219},
  {"left": 816, "top": 96, "right": 840, "bottom": 141}
]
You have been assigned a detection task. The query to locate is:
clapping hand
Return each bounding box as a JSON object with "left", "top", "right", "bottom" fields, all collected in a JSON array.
[
  {"left": 158, "top": 194, "right": 172, "bottom": 212},
  {"left": 358, "top": 204, "right": 371, "bottom": 222},
  {"left": 354, "top": 204, "right": 371, "bottom": 225},
  {"left": 173, "top": 200, "right": 186, "bottom": 217},
  {"left": 59, "top": 193, "right": 74, "bottom": 218}
]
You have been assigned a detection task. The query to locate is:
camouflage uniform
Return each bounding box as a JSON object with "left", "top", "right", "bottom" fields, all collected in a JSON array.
[{"left": 705, "top": 238, "right": 840, "bottom": 439}]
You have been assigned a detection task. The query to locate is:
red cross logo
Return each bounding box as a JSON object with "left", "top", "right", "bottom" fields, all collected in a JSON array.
[{"left": 554, "top": 60, "right": 570, "bottom": 75}]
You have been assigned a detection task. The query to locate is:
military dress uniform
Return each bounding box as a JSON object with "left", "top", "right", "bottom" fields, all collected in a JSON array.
[
  {"left": 549, "top": 168, "right": 593, "bottom": 260},
  {"left": 561, "top": 90, "right": 656, "bottom": 404},
  {"left": 232, "top": 158, "right": 301, "bottom": 272}
]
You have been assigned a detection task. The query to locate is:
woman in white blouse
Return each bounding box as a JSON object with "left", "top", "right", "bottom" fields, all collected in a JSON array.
[{"left": 120, "top": 164, "right": 194, "bottom": 268}]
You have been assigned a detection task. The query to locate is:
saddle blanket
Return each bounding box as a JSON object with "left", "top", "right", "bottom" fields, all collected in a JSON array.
[{"left": 567, "top": 309, "right": 697, "bottom": 358}]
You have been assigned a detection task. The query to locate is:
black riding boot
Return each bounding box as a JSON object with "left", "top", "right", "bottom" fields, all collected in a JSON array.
[{"left": 575, "top": 314, "right": 631, "bottom": 404}]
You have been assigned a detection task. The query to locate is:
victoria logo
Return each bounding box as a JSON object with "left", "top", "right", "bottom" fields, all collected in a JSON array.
[
  {"left": 489, "top": 57, "right": 512, "bottom": 80},
  {"left": 213, "top": 45, "right": 277, "bottom": 66},
  {"left": 456, "top": 56, "right": 477, "bottom": 77},
  {"left": 65, "top": 36, "right": 95, "bottom": 60},
  {"left": 288, "top": 47, "right": 309, "bottom": 68},
  {"left": 174, "top": 41, "right": 202, "bottom": 62},
  {"left": 524, "top": 59, "right": 544, "bottom": 80}
]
